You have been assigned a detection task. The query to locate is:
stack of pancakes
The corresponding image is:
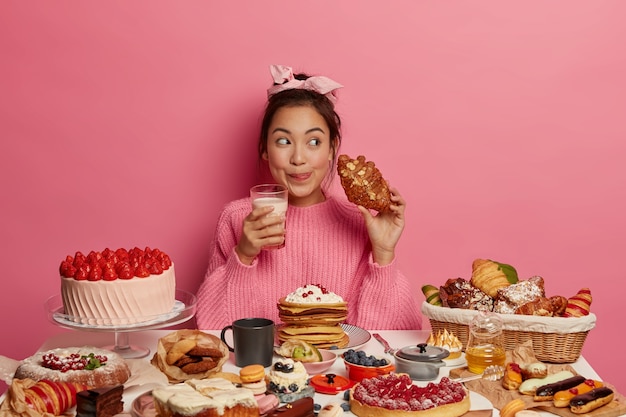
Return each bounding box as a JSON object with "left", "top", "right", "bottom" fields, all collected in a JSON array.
[{"left": 277, "top": 297, "right": 349, "bottom": 348}]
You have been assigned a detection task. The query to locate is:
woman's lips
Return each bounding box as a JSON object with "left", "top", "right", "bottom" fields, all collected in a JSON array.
[{"left": 289, "top": 172, "right": 311, "bottom": 181}]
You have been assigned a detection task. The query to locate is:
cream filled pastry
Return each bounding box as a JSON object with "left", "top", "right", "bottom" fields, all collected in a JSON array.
[{"left": 267, "top": 359, "right": 314, "bottom": 403}]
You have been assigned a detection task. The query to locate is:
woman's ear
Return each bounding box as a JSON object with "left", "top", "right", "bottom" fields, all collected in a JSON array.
[
  {"left": 262, "top": 151, "right": 268, "bottom": 161},
  {"left": 329, "top": 140, "right": 338, "bottom": 161}
]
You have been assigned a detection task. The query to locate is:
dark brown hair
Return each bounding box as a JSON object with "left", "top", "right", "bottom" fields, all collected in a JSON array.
[{"left": 258, "top": 73, "right": 342, "bottom": 165}]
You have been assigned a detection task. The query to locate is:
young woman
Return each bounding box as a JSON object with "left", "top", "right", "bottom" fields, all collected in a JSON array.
[{"left": 196, "top": 65, "right": 421, "bottom": 330}]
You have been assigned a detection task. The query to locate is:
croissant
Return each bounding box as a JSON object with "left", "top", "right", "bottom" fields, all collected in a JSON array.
[
  {"left": 337, "top": 154, "right": 391, "bottom": 212},
  {"left": 563, "top": 288, "right": 592, "bottom": 317},
  {"left": 24, "top": 379, "right": 89, "bottom": 415},
  {"left": 549, "top": 295, "right": 568, "bottom": 316},
  {"left": 470, "top": 259, "right": 518, "bottom": 298},
  {"left": 515, "top": 297, "right": 554, "bottom": 316}
]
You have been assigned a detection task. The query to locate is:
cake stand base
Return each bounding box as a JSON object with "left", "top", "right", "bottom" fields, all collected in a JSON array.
[{"left": 103, "top": 332, "right": 151, "bottom": 359}]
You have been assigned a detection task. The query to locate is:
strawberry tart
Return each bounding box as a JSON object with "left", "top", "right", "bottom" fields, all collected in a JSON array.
[
  {"left": 59, "top": 247, "right": 176, "bottom": 325},
  {"left": 349, "top": 374, "right": 470, "bottom": 417}
]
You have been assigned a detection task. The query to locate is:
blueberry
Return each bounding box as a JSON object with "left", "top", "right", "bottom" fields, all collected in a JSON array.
[
  {"left": 343, "top": 390, "right": 350, "bottom": 401},
  {"left": 314, "top": 404, "right": 322, "bottom": 411},
  {"left": 288, "top": 383, "right": 299, "bottom": 392},
  {"left": 341, "top": 403, "right": 351, "bottom": 412}
]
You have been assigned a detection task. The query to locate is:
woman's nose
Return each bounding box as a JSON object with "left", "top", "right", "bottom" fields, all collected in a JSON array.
[{"left": 290, "top": 147, "right": 305, "bottom": 165}]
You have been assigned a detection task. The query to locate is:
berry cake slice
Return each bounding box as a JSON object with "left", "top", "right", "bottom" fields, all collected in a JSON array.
[
  {"left": 349, "top": 374, "right": 470, "bottom": 417},
  {"left": 14, "top": 347, "right": 131, "bottom": 389}
]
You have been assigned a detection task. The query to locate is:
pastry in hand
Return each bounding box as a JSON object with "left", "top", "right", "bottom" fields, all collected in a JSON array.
[{"left": 337, "top": 154, "right": 391, "bottom": 212}]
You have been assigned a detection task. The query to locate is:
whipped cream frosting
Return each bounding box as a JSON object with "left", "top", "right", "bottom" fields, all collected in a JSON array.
[
  {"left": 284, "top": 284, "right": 344, "bottom": 304},
  {"left": 61, "top": 264, "right": 175, "bottom": 325},
  {"left": 268, "top": 359, "right": 308, "bottom": 393}
]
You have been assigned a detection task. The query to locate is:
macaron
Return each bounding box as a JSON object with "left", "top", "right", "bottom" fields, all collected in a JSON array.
[
  {"left": 240, "top": 364, "right": 266, "bottom": 383},
  {"left": 242, "top": 379, "right": 267, "bottom": 395},
  {"left": 255, "top": 393, "right": 279, "bottom": 414}
]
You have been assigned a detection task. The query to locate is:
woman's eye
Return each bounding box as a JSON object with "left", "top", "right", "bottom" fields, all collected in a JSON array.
[
  {"left": 308, "top": 138, "right": 321, "bottom": 146},
  {"left": 276, "top": 138, "right": 290, "bottom": 145}
]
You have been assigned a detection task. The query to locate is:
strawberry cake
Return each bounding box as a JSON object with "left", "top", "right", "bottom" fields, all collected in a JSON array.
[
  {"left": 59, "top": 247, "right": 175, "bottom": 325},
  {"left": 349, "top": 374, "right": 470, "bottom": 417}
]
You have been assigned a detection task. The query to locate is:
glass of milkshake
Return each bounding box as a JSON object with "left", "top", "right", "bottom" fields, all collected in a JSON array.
[{"left": 250, "top": 184, "right": 288, "bottom": 249}]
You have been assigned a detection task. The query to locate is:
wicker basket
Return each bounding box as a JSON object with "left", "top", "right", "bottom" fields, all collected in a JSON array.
[{"left": 421, "top": 302, "right": 596, "bottom": 363}]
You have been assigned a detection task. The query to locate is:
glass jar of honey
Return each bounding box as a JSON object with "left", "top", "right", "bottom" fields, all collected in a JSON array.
[{"left": 465, "top": 311, "right": 506, "bottom": 374}]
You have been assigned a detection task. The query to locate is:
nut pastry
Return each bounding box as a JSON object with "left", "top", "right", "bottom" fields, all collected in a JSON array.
[{"left": 337, "top": 154, "right": 391, "bottom": 212}]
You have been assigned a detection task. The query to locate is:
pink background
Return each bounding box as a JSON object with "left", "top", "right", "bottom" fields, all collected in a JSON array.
[{"left": 1, "top": 1, "right": 624, "bottom": 394}]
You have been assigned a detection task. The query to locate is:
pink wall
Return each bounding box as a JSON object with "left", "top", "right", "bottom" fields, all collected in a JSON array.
[{"left": 1, "top": 1, "right": 624, "bottom": 394}]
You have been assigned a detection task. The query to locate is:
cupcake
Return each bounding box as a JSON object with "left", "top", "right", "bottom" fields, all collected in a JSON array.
[{"left": 267, "top": 358, "right": 314, "bottom": 403}]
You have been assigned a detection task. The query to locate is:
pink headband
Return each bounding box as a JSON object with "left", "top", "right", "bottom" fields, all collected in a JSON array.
[{"left": 266, "top": 64, "right": 343, "bottom": 105}]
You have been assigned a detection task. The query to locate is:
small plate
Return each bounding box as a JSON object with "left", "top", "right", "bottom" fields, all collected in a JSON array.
[
  {"left": 338, "top": 324, "right": 371, "bottom": 352},
  {"left": 131, "top": 391, "right": 156, "bottom": 417},
  {"left": 443, "top": 352, "right": 467, "bottom": 367},
  {"left": 275, "top": 324, "right": 371, "bottom": 354}
]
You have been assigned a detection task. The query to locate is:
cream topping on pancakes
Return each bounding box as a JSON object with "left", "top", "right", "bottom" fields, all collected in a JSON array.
[{"left": 285, "top": 284, "right": 344, "bottom": 304}]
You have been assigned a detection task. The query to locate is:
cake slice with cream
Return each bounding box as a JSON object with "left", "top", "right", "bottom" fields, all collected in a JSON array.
[{"left": 151, "top": 378, "right": 258, "bottom": 417}]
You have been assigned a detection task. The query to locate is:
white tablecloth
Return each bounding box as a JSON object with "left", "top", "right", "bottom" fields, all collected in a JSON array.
[{"left": 31, "top": 328, "right": 610, "bottom": 417}]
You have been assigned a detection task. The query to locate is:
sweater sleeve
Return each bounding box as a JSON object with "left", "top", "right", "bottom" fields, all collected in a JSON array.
[
  {"left": 350, "top": 255, "right": 423, "bottom": 330},
  {"left": 195, "top": 200, "right": 257, "bottom": 329}
]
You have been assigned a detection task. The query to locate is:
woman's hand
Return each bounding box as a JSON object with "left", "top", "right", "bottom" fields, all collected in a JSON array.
[
  {"left": 359, "top": 186, "right": 406, "bottom": 266},
  {"left": 236, "top": 206, "right": 286, "bottom": 264}
]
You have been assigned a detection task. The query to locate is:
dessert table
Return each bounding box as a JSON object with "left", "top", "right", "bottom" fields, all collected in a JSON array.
[{"left": 31, "top": 328, "right": 614, "bottom": 417}]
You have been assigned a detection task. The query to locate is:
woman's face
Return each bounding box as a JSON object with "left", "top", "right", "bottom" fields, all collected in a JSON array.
[{"left": 263, "top": 105, "right": 334, "bottom": 207}]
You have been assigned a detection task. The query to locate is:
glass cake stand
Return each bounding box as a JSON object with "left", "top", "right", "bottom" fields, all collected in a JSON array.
[{"left": 44, "top": 289, "right": 197, "bottom": 359}]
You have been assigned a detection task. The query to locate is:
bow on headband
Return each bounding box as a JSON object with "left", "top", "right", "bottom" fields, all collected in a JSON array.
[{"left": 266, "top": 65, "right": 343, "bottom": 105}]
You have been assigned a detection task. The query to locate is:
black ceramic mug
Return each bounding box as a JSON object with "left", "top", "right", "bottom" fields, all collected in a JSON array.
[{"left": 220, "top": 317, "right": 275, "bottom": 367}]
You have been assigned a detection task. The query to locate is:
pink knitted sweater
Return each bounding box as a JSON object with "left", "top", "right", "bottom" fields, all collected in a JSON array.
[{"left": 196, "top": 194, "right": 422, "bottom": 330}]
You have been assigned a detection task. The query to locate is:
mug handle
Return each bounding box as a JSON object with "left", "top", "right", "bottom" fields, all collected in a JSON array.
[{"left": 220, "top": 325, "right": 235, "bottom": 352}]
